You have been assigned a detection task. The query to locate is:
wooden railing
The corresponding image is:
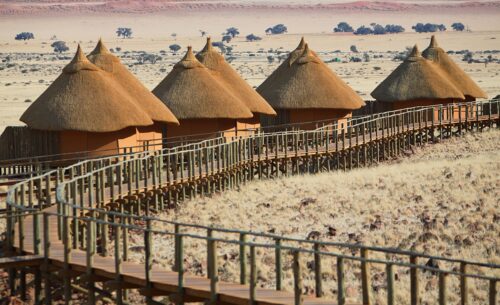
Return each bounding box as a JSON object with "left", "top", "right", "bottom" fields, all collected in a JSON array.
[{"left": 3, "top": 99, "right": 500, "bottom": 305}]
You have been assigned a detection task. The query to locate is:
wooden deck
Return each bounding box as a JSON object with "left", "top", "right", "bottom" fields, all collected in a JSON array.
[{"left": 5, "top": 102, "right": 499, "bottom": 305}]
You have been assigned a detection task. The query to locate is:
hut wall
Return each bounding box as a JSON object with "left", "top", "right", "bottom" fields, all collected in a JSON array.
[
  {"left": 0, "top": 126, "right": 59, "bottom": 161},
  {"left": 288, "top": 109, "right": 352, "bottom": 130},
  {"left": 165, "top": 119, "right": 237, "bottom": 143},
  {"left": 236, "top": 116, "right": 260, "bottom": 138},
  {"left": 137, "top": 123, "right": 163, "bottom": 151}
]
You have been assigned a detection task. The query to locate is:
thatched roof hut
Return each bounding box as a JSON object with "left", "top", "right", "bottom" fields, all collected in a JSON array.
[
  {"left": 371, "top": 45, "right": 465, "bottom": 103},
  {"left": 422, "top": 35, "right": 487, "bottom": 100},
  {"left": 196, "top": 37, "right": 276, "bottom": 116},
  {"left": 21, "top": 45, "right": 153, "bottom": 132},
  {"left": 152, "top": 46, "right": 253, "bottom": 120},
  {"left": 257, "top": 41, "right": 364, "bottom": 110},
  {"left": 88, "top": 39, "right": 179, "bottom": 125}
]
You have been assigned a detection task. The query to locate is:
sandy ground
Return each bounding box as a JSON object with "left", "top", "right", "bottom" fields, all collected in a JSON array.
[{"left": 121, "top": 130, "right": 500, "bottom": 305}]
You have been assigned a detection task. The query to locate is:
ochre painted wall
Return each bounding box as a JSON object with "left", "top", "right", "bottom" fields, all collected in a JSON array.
[{"left": 165, "top": 118, "right": 238, "bottom": 142}]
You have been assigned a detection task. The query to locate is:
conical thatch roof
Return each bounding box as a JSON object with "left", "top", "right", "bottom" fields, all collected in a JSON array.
[
  {"left": 21, "top": 45, "right": 153, "bottom": 132},
  {"left": 371, "top": 45, "right": 465, "bottom": 102},
  {"left": 196, "top": 37, "right": 276, "bottom": 116},
  {"left": 152, "top": 46, "right": 253, "bottom": 120},
  {"left": 422, "top": 35, "right": 487, "bottom": 99},
  {"left": 88, "top": 39, "right": 179, "bottom": 125},
  {"left": 257, "top": 41, "right": 364, "bottom": 110}
]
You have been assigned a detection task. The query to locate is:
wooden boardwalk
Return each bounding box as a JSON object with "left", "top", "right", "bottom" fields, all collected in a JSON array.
[{"left": 4, "top": 101, "right": 500, "bottom": 305}]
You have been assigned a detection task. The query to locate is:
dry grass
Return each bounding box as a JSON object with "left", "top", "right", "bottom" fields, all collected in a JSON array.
[{"left": 125, "top": 130, "right": 499, "bottom": 305}]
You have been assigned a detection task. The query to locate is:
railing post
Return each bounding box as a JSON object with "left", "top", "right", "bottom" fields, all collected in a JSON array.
[
  {"left": 337, "top": 257, "right": 345, "bottom": 305},
  {"left": 86, "top": 214, "right": 96, "bottom": 305},
  {"left": 63, "top": 215, "right": 72, "bottom": 305},
  {"left": 490, "top": 280, "right": 497, "bottom": 305},
  {"left": 177, "top": 232, "right": 184, "bottom": 305},
  {"left": 275, "top": 238, "right": 282, "bottom": 290},
  {"left": 250, "top": 245, "right": 257, "bottom": 305},
  {"left": 43, "top": 212, "right": 52, "bottom": 305},
  {"left": 460, "top": 262, "right": 468, "bottom": 305},
  {"left": 293, "top": 251, "right": 303, "bottom": 305},
  {"left": 239, "top": 233, "right": 247, "bottom": 285},
  {"left": 439, "top": 272, "right": 448, "bottom": 305},
  {"left": 410, "top": 255, "right": 419, "bottom": 305},
  {"left": 144, "top": 218, "right": 153, "bottom": 305},
  {"left": 115, "top": 223, "right": 123, "bottom": 305},
  {"left": 207, "top": 229, "right": 218, "bottom": 304},
  {"left": 386, "top": 263, "right": 394, "bottom": 305},
  {"left": 314, "top": 243, "right": 323, "bottom": 297},
  {"left": 361, "top": 249, "right": 371, "bottom": 305}
]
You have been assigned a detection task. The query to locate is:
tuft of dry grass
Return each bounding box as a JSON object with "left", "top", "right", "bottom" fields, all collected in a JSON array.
[{"left": 125, "top": 130, "right": 499, "bottom": 305}]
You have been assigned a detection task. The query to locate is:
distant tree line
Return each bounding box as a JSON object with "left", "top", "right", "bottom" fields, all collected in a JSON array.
[
  {"left": 333, "top": 22, "right": 405, "bottom": 35},
  {"left": 412, "top": 23, "right": 446, "bottom": 33}
]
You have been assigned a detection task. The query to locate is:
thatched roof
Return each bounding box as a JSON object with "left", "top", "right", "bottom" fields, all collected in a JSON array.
[
  {"left": 21, "top": 45, "right": 153, "bottom": 132},
  {"left": 257, "top": 41, "right": 364, "bottom": 110},
  {"left": 422, "top": 35, "right": 487, "bottom": 99},
  {"left": 371, "top": 45, "right": 465, "bottom": 102},
  {"left": 88, "top": 39, "right": 179, "bottom": 125},
  {"left": 152, "top": 46, "right": 253, "bottom": 120},
  {"left": 196, "top": 37, "right": 276, "bottom": 116}
]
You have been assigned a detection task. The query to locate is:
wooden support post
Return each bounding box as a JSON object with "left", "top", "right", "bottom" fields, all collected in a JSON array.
[
  {"left": 144, "top": 219, "right": 153, "bottom": 305},
  {"left": 386, "top": 263, "right": 394, "bottom": 305},
  {"left": 43, "top": 213, "right": 52, "bottom": 305},
  {"left": 176, "top": 233, "right": 184, "bottom": 305},
  {"left": 208, "top": 230, "right": 218, "bottom": 304},
  {"left": 361, "top": 249, "right": 371, "bottom": 305},
  {"left": 410, "top": 255, "right": 419, "bottom": 305},
  {"left": 293, "top": 251, "right": 303, "bottom": 305},
  {"left": 337, "top": 257, "right": 345, "bottom": 305},
  {"left": 115, "top": 224, "right": 123, "bottom": 305},
  {"left": 490, "top": 280, "right": 497, "bottom": 305},
  {"left": 34, "top": 213, "right": 42, "bottom": 304},
  {"left": 240, "top": 233, "right": 247, "bottom": 285},
  {"left": 250, "top": 245, "right": 257, "bottom": 305},
  {"left": 275, "top": 238, "right": 282, "bottom": 291},
  {"left": 439, "top": 273, "right": 447, "bottom": 305},
  {"left": 63, "top": 215, "right": 72, "bottom": 305},
  {"left": 86, "top": 216, "right": 96, "bottom": 305},
  {"left": 460, "top": 262, "right": 468, "bottom": 305},
  {"left": 314, "top": 243, "right": 322, "bottom": 297}
]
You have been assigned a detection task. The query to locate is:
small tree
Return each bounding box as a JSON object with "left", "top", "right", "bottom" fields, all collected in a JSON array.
[
  {"left": 169, "top": 44, "right": 181, "bottom": 53},
  {"left": 265, "top": 24, "right": 288, "bottom": 35},
  {"left": 363, "top": 53, "right": 370, "bottom": 62},
  {"left": 462, "top": 51, "right": 473, "bottom": 63},
  {"left": 246, "top": 34, "right": 262, "bottom": 41},
  {"left": 211, "top": 41, "right": 226, "bottom": 53},
  {"left": 451, "top": 22, "right": 465, "bottom": 31},
  {"left": 222, "top": 35, "right": 232, "bottom": 43},
  {"left": 385, "top": 24, "right": 405, "bottom": 33},
  {"left": 333, "top": 22, "right": 354, "bottom": 33},
  {"left": 116, "top": 27, "right": 133, "bottom": 38},
  {"left": 412, "top": 23, "right": 446, "bottom": 33},
  {"left": 350, "top": 45, "right": 359, "bottom": 53},
  {"left": 200, "top": 30, "right": 207, "bottom": 37},
  {"left": 51, "top": 41, "right": 69, "bottom": 53},
  {"left": 15, "top": 32, "right": 34, "bottom": 41},
  {"left": 225, "top": 27, "right": 240, "bottom": 38}
]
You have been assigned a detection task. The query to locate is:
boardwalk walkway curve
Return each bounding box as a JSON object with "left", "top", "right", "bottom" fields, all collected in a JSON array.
[{"left": 3, "top": 100, "right": 500, "bottom": 305}]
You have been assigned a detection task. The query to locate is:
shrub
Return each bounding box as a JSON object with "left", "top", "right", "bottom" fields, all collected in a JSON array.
[
  {"left": 51, "top": 41, "right": 69, "bottom": 53},
  {"left": 350, "top": 45, "right": 359, "bottom": 53},
  {"left": 333, "top": 22, "right": 354, "bottom": 33},
  {"left": 451, "top": 22, "right": 465, "bottom": 31},
  {"left": 265, "top": 24, "right": 287, "bottom": 35},
  {"left": 246, "top": 34, "right": 262, "bottom": 41},
  {"left": 15, "top": 32, "right": 34, "bottom": 41},
  {"left": 169, "top": 44, "right": 181, "bottom": 52},
  {"left": 222, "top": 35, "right": 232, "bottom": 43},
  {"left": 385, "top": 24, "right": 405, "bottom": 33},
  {"left": 116, "top": 27, "right": 133, "bottom": 38}
]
